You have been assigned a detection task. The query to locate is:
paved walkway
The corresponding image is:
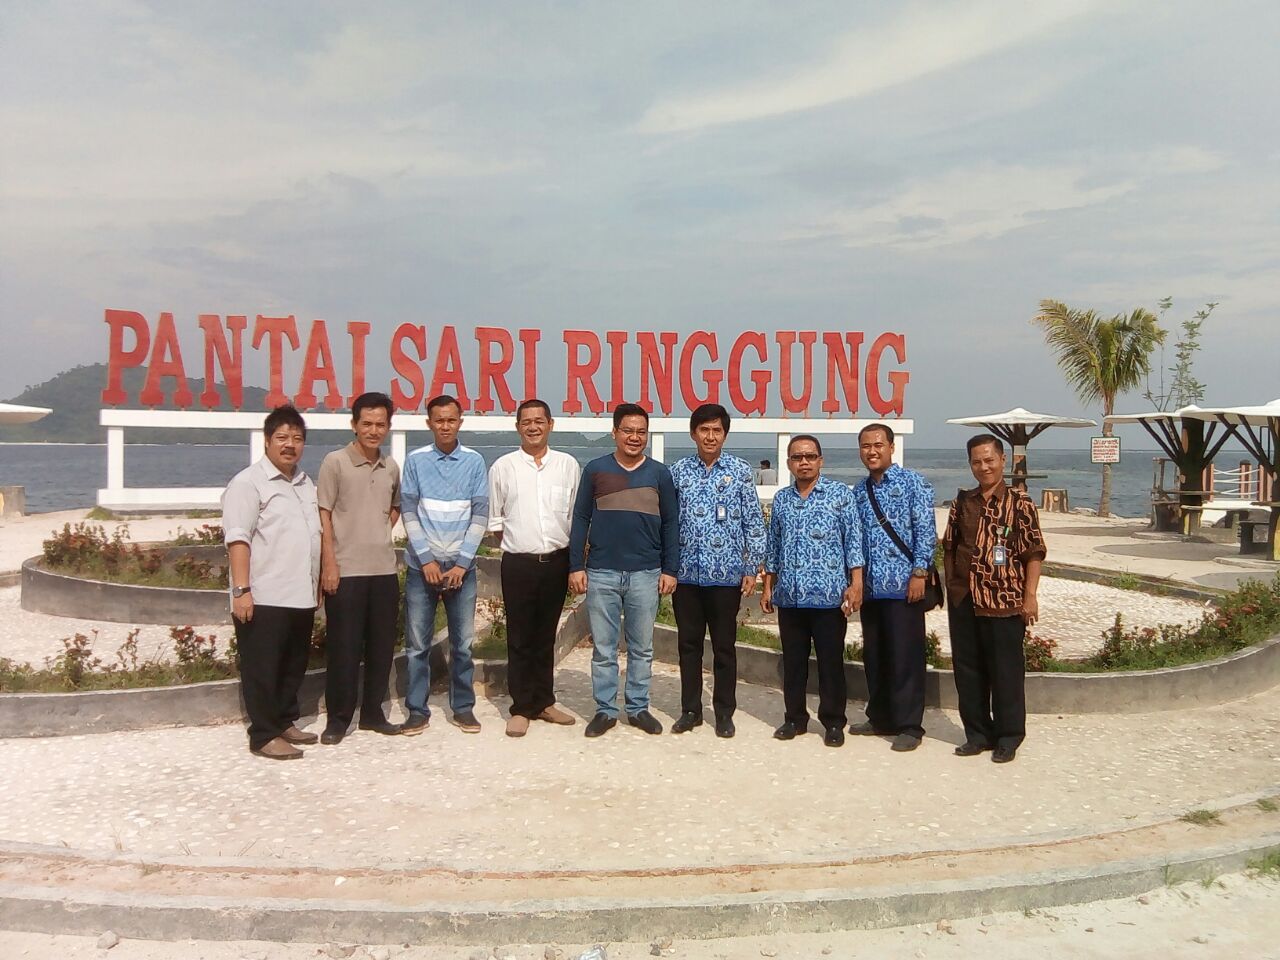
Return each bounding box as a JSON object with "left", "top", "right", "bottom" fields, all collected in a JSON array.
[{"left": 1, "top": 646, "right": 1277, "bottom": 871}]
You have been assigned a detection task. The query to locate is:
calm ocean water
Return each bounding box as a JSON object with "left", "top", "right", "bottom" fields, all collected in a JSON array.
[{"left": 1, "top": 441, "right": 1165, "bottom": 518}]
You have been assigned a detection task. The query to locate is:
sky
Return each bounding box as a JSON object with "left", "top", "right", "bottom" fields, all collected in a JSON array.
[{"left": 2, "top": 0, "right": 1278, "bottom": 446}]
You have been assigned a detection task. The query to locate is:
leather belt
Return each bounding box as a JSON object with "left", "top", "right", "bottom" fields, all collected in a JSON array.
[{"left": 504, "top": 547, "right": 569, "bottom": 563}]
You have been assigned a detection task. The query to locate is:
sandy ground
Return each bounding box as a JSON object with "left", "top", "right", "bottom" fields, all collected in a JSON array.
[{"left": 2, "top": 869, "right": 1278, "bottom": 959}]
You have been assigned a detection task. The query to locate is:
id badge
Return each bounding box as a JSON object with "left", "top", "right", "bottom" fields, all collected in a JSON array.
[
  {"left": 993, "top": 544, "right": 1007, "bottom": 566},
  {"left": 716, "top": 504, "right": 728, "bottom": 522}
]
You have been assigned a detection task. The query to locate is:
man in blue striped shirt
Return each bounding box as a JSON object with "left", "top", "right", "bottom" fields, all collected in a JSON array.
[{"left": 400, "top": 395, "right": 489, "bottom": 735}]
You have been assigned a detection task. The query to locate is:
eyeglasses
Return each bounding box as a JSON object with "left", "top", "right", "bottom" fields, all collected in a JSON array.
[
  {"left": 616, "top": 428, "right": 648, "bottom": 437},
  {"left": 789, "top": 452, "right": 820, "bottom": 462}
]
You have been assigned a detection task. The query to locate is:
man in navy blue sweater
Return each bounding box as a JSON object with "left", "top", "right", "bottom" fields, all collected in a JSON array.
[{"left": 569, "top": 403, "right": 680, "bottom": 738}]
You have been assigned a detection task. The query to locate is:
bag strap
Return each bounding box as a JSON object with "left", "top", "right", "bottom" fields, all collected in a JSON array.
[{"left": 865, "top": 479, "right": 914, "bottom": 564}]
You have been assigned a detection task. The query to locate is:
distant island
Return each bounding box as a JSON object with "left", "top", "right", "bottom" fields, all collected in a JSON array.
[{"left": 0, "top": 364, "right": 627, "bottom": 446}]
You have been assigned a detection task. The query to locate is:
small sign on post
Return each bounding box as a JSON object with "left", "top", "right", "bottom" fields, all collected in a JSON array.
[{"left": 1090, "top": 436, "right": 1121, "bottom": 464}]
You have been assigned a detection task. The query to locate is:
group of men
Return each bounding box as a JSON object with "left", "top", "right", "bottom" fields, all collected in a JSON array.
[{"left": 222, "top": 396, "right": 1045, "bottom": 765}]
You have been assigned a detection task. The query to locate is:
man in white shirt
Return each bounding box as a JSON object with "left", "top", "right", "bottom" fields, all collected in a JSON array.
[
  {"left": 488, "top": 399, "right": 582, "bottom": 737},
  {"left": 221, "top": 405, "right": 323, "bottom": 760}
]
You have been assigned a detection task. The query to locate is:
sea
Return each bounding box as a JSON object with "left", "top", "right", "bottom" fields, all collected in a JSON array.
[{"left": 0, "top": 440, "right": 1165, "bottom": 518}]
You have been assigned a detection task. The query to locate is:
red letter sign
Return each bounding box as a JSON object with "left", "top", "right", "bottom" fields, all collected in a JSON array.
[
  {"left": 562, "top": 331, "right": 604, "bottom": 415},
  {"left": 102, "top": 309, "right": 151, "bottom": 405},
  {"left": 198, "top": 314, "right": 246, "bottom": 409},
  {"left": 866, "top": 332, "right": 908, "bottom": 417},
  {"left": 252, "top": 315, "right": 300, "bottom": 408}
]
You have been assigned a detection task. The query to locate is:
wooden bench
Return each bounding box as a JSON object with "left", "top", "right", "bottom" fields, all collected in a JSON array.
[{"left": 1239, "top": 519, "right": 1265, "bottom": 554}]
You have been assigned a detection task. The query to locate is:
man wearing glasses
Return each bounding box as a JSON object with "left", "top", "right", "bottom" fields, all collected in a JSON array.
[
  {"left": 762, "top": 435, "right": 864, "bottom": 747},
  {"left": 569, "top": 403, "right": 680, "bottom": 738},
  {"left": 850, "top": 422, "right": 937, "bottom": 752}
]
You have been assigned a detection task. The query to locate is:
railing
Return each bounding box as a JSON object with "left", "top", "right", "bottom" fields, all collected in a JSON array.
[{"left": 98, "top": 409, "right": 914, "bottom": 510}]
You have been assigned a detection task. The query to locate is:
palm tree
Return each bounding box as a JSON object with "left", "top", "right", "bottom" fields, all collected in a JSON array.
[{"left": 1032, "top": 299, "right": 1166, "bottom": 517}]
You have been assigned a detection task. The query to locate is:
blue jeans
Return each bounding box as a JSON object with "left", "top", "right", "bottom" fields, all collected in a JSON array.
[
  {"left": 584, "top": 568, "right": 661, "bottom": 718},
  {"left": 403, "top": 564, "right": 477, "bottom": 717}
]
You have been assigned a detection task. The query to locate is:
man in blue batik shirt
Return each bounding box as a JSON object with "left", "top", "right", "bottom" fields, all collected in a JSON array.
[
  {"left": 762, "top": 435, "right": 864, "bottom": 747},
  {"left": 669, "top": 403, "right": 766, "bottom": 739},
  {"left": 850, "top": 422, "right": 937, "bottom": 752}
]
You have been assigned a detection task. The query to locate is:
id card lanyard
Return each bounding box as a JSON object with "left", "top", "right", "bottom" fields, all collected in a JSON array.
[{"left": 992, "top": 492, "right": 1014, "bottom": 566}]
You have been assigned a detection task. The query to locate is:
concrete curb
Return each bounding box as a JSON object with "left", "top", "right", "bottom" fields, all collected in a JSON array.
[
  {"left": 0, "top": 831, "right": 1276, "bottom": 944},
  {"left": 0, "top": 596, "right": 591, "bottom": 739},
  {"left": 652, "top": 624, "right": 1280, "bottom": 714},
  {"left": 20, "top": 553, "right": 231, "bottom": 625},
  {"left": 1042, "top": 560, "right": 1226, "bottom": 602}
]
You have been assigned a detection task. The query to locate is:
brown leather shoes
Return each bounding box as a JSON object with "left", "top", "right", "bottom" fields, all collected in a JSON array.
[
  {"left": 537, "top": 705, "right": 576, "bottom": 725},
  {"left": 281, "top": 725, "right": 318, "bottom": 745},
  {"left": 252, "top": 737, "right": 303, "bottom": 760},
  {"left": 505, "top": 715, "right": 530, "bottom": 738}
]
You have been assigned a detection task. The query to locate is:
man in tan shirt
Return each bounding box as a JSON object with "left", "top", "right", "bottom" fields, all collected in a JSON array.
[{"left": 317, "top": 392, "right": 403, "bottom": 744}]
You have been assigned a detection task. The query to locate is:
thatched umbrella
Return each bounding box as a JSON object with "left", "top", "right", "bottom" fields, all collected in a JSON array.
[
  {"left": 1105, "top": 405, "right": 1235, "bottom": 534},
  {"left": 945, "top": 407, "right": 1096, "bottom": 490}
]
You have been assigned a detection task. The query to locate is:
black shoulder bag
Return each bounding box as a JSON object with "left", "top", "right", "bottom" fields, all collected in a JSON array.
[{"left": 864, "top": 479, "right": 944, "bottom": 611}]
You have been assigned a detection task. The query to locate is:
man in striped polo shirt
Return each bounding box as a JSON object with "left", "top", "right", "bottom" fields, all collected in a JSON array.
[{"left": 401, "top": 394, "right": 490, "bottom": 735}]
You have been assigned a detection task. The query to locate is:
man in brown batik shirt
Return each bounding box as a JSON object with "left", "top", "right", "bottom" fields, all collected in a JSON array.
[{"left": 943, "top": 433, "right": 1045, "bottom": 764}]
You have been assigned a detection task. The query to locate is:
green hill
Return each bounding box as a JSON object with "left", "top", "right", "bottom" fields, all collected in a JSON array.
[{"left": 0, "top": 364, "right": 272, "bottom": 443}]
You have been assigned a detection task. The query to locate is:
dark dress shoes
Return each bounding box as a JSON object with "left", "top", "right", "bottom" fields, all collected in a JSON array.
[
  {"left": 400, "top": 713, "right": 429, "bottom": 736},
  {"left": 671, "top": 712, "right": 703, "bottom": 734},
  {"left": 992, "top": 745, "right": 1018, "bottom": 763},
  {"left": 714, "top": 716, "right": 735, "bottom": 739},
  {"left": 358, "top": 720, "right": 403, "bottom": 736},
  {"left": 584, "top": 713, "right": 618, "bottom": 738},
  {"left": 823, "top": 726, "right": 845, "bottom": 747},
  {"left": 954, "top": 741, "right": 990, "bottom": 757},
  {"left": 627, "top": 710, "right": 664, "bottom": 735},
  {"left": 773, "top": 721, "right": 807, "bottom": 740},
  {"left": 320, "top": 728, "right": 345, "bottom": 746}
]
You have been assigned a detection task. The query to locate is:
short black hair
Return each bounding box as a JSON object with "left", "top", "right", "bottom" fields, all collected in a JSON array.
[
  {"left": 689, "top": 402, "right": 730, "bottom": 434},
  {"left": 427, "top": 394, "right": 461, "bottom": 416},
  {"left": 967, "top": 433, "right": 1004, "bottom": 457},
  {"left": 760, "top": 459, "right": 771, "bottom": 468},
  {"left": 351, "top": 391, "right": 394, "bottom": 423},
  {"left": 516, "top": 398, "right": 552, "bottom": 421},
  {"left": 612, "top": 402, "right": 648, "bottom": 429},
  {"left": 264, "top": 404, "right": 306, "bottom": 440},
  {"left": 787, "top": 434, "right": 822, "bottom": 457},
  {"left": 859, "top": 422, "right": 895, "bottom": 444}
]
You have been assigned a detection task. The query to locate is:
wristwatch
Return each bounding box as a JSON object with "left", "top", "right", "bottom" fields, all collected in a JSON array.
[
  {"left": 910, "top": 568, "right": 928, "bottom": 579},
  {"left": 232, "top": 585, "right": 252, "bottom": 598}
]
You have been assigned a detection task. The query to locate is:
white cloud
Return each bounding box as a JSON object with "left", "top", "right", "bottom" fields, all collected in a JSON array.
[
  {"left": 790, "top": 147, "right": 1229, "bottom": 250},
  {"left": 637, "top": 0, "right": 1103, "bottom": 133}
]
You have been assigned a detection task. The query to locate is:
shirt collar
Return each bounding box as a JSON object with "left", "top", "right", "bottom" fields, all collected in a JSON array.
[
  {"left": 869, "top": 463, "right": 902, "bottom": 485},
  {"left": 345, "top": 441, "right": 384, "bottom": 468},
  {"left": 258, "top": 457, "right": 307, "bottom": 485},
  {"left": 789, "top": 474, "right": 829, "bottom": 496},
  {"left": 518, "top": 446, "right": 553, "bottom": 466},
  {"left": 431, "top": 443, "right": 462, "bottom": 461},
  {"left": 968, "top": 480, "right": 1009, "bottom": 502}
]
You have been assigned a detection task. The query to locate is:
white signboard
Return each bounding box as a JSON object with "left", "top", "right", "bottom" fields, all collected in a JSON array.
[{"left": 1090, "top": 436, "right": 1121, "bottom": 464}]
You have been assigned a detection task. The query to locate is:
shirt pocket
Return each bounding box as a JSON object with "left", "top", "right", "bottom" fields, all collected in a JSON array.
[{"left": 549, "top": 484, "right": 573, "bottom": 513}]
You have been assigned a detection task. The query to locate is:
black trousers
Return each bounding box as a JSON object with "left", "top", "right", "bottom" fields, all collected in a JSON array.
[
  {"left": 323, "top": 573, "right": 400, "bottom": 730},
  {"left": 673, "top": 583, "right": 742, "bottom": 720},
  {"left": 948, "top": 595, "right": 1026, "bottom": 749},
  {"left": 501, "top": 549, "right": 570, "bottom": 718},
  {"left": 234, "top": 604, "right": 315, "bottom": 751},
  {"left": 778, "top": 606, "right": 848, "bottom": 731},
  {"left": 859, "top": 598, "right": 927, "bottom": 737}
]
